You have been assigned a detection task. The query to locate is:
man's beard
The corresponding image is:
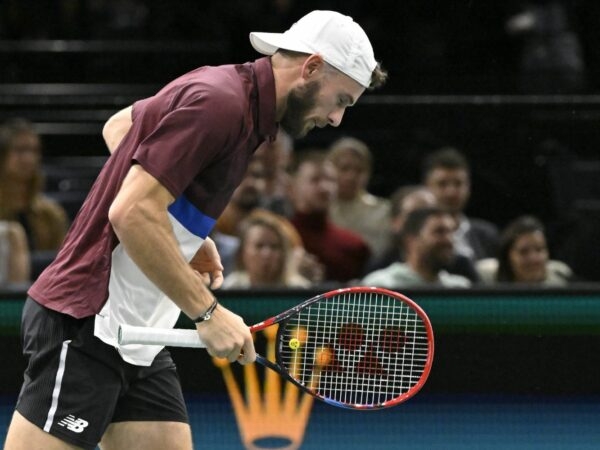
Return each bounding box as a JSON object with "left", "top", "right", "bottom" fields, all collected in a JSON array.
[
  {"left": 234, "top": 187, "right": 261, "bottom": 211},
  {"left": 280, "top": 80, "right": 320, "bottom": 138},
  {"left": 422, "top": 245, "right": 454, "bottom": 273}
]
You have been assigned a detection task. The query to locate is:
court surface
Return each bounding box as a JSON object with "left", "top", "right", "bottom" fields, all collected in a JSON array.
[{"left": 2, "top": 393, "right": 599, "bottom": 449}]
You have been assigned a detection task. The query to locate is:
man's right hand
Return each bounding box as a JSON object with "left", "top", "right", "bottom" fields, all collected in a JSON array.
[{"left": 195, "top": 304, "right": 256, "bottom": 365}]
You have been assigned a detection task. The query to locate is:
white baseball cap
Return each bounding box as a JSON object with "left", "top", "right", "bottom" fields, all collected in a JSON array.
[{"left": 249, "top": 10, "right": 377, "bottom": 88}]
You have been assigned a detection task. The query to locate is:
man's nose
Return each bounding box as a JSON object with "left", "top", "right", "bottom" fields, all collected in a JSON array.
[{"left": 327, "top": 108, "right": 345, "bottom": 127}]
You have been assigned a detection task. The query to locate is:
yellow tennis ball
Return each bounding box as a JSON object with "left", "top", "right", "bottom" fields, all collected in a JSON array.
[{"left": 289, "top": 338, "right": 300, "bottom": 350}]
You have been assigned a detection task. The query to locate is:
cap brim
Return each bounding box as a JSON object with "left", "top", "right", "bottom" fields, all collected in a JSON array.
[
  {"left": 250, "top": 31, "right": 313, "bottom": 56},
  {"left": 250, "top": 32, "right": 283, "bottom": 55}
]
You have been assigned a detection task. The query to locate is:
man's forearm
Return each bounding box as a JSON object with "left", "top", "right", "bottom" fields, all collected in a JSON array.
[
  {"left": 111, "top": 200, "right": 215, "bottom": 319},
  {"left": 108, "top": 165, "right": 215, "bottom": 319}
]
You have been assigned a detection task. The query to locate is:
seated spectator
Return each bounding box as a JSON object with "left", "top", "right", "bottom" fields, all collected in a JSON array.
[
  {"left": 211, "top": 155, "right": 324, "bottom": 282},
  {"left": 222, "top": 210, "right": 311, "bottom": 289},
  {"left": 362, "top": 207, "right": 471, "bottom": 288},
  {"left": 327, "top": 136, "right": 392, "bottom": 261},
  {"left": 215, "top": 157, "right": 267, "bottom": 237},
  {"left": 423, "top": 147, "right": 499, "bottom": 261},
  {"left": 367, "top": 185, "right": 480, "bottom": 282},
  {"left": 212, "top": 157, "right": 268, "bottom": 274},
  {"left": 253, "top": 129, "right": 294, "bottom": 217},
  {"left": 0, "top": 221, "right": 30, "bottom": 285},
  {"left": 289, "top": 150, "right": 370, "bottom": 284},
  {"left": 476, "top": 215, "right": 573, "bottom": 286},
  {"left": 0, "top": 118, "right": 68, "bottom": 251}
]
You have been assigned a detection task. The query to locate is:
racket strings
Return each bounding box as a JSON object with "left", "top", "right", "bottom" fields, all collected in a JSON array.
[{"left": 279, "top": 292, "right": 430, "bottom": 407}]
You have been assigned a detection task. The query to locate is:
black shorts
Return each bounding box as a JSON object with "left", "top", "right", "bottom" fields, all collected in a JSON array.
[{"left": 16, "top": 297, "right": 188, "bottom": 450}]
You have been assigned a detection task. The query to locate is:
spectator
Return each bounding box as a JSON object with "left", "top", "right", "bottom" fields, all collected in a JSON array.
[
  {"left": 211, "top": 157, "right": 267, "bottom": 275},
  {"left": 327, "top": 136, "right": 392, "bottom": 261},
  {"left": 222, "top": 210, "right": 311, "bottom": 288},
  {"left": 214, "top": 157, "right": 267, "bottom": 237},
  {"left": 0, "top": 221, "right": 30, "bottom": 285},
  {"left": 367, "top": 185, "right": 480, "bottom": 283},
  {"left": 289, "top": 150, "right": 370, "bottom": 284},
  {"left": 476, "top": 215, "right": 573, "bottom": 285},
  {"left": 213, "top": 150, "right": 325, "bottom": 283},
  {"left": 362, "top": 207, "right": 471, "bottom": 288},
  {"left": 253, "top": 129, "right": 294, "bottom": 217},
  {"left": 0, "top": 118, "right": 68, "bottom": 251},
  {"left": 423, "top": 147, "right": 499, "bottom": 261}
]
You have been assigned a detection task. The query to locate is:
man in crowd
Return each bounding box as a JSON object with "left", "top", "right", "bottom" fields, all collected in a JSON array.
[{"left": 362, "top": 207, "right": 471, "bottom": 288}]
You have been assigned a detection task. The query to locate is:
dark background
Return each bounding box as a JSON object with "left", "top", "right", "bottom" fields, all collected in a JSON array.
[{"left": 1, "top": 0, "right": 600, "bottom": 280}]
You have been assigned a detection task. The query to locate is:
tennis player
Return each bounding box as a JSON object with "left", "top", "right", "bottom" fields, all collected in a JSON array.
[{"left": 4, "top": 10, "right": 386, "bottom": 450}]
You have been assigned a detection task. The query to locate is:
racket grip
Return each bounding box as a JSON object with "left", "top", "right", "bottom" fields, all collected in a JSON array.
[{"left": 118, "top": 324, "right": 206, "bottom": 348}]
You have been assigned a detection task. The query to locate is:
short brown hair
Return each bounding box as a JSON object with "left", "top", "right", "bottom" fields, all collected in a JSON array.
[
  {"left": 422, "top": 147, "right": 470, "bottom": 179},
  {"left": 368, "top": 62, "right": 388, "bottom": 90},
  {"left": 289, "top": 149, "right": 328, "bottom": 176},
  {"left": 327, "top": 137, "right": 373, "bottom": 173}
]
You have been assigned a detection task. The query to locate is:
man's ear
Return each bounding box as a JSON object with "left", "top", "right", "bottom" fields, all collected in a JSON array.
[{"left": 301, "top": 54, "right": 325, "bottom": 80}]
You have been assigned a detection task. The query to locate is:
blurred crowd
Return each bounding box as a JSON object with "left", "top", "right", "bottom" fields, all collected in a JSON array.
[
  {"left": 1, "top": 0, "right": 599, "bottom": 289},
  {"left": 2, "top": 117, "right": 590, "bottom": 290},
  {"left": 209, "top": 132, "right": 580, "bottom": 290}
]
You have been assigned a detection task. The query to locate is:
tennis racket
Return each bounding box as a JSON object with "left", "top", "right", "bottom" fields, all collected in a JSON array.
[{"left": 118, "top": 286, "right": 434, "bottom": 410}]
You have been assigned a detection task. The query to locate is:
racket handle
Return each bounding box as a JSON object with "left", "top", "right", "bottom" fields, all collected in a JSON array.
[{"left": 118, "top": 324, "right": 206, "bottom": 348}]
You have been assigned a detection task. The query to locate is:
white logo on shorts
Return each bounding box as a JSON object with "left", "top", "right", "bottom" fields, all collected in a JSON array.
[{"left": 57, "top": 414, "right": 89, "bottom": 433}]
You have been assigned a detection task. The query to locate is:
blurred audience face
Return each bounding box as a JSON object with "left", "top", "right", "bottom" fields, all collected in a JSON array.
[
  {"left": 508, "top": 230, "right": 548, "bottom": 282},
  {"left": 241, "top": 222, "right": 285, "bottom": 284},
  {"left": 409, "top": 213, "right": 456, "bottom": 271},
  {"left": 4, "top": 131, "right": 41, "bottom": 182},
  {"left": 230, "top": 159, "right": 266, "bottom": 211},
  {"left": 391, "top": 188, "right": 437, "bottom": 234},
  {"left": 291, "top": 159, "right": 337, "bottom": 213},
  {"left": 330, "top": 149, "right": 369, "bottom": 200},
  {"left": 425, "top": 168, "right": 470, "bottom": 215},
  {"left": 254, "top": 130, "right": 293, "bottom": 178},
  {"left": 253, "top": 130, "right": 293, "bottom": 200}
]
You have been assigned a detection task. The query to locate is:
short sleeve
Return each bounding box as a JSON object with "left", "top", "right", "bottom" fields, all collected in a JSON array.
[{"left": 132, "top": 89, "right": 242, "bottom": 198}]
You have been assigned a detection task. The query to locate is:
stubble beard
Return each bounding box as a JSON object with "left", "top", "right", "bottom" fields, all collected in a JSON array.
[{"left": 280, "top": 80, "right": 320, "bottom": 139}]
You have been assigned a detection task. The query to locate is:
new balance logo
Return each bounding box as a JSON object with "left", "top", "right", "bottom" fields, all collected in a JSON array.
[{"left": 57, "top": 415, "right": 89, "bottom": 433}]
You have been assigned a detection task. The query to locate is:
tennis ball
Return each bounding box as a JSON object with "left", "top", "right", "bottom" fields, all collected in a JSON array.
[{"left": 289, "top": 338, "right": 301, "bottom": 350}]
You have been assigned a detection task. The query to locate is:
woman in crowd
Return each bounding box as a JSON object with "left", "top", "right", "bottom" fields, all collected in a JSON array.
[
  {"left": 476, "top": 215, "right": 573, "bottom": 285},
  {"left": 0, "top": 119, "right": 68, "bottom": 251},
  {"left": 0, "top": 221, "right": 30, "bottom": 285},
  {"left": 222, "top": 210, "right": 311, "bottom": 289}
]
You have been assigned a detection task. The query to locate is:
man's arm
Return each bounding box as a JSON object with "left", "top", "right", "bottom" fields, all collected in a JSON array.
[
  {"left": 108, "top": 164, "right": 255, "bottom": 364},
  {"left": 103, "top": 106, "right": 133, "bottom": 154}
]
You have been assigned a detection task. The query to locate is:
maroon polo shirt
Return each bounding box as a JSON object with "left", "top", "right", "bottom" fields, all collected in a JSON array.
[{"left": 29, "top": 57, "right": 278, "bottom": 318}]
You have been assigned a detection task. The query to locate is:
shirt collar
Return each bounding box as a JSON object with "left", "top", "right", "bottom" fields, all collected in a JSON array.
[{"left": 253, "top": 57, "right": 278, "bottom": 142}]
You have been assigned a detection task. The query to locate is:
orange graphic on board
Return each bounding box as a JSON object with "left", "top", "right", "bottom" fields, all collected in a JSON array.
[{"left": 213, "top": 325, "right": 314, "bottom": 450}]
